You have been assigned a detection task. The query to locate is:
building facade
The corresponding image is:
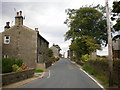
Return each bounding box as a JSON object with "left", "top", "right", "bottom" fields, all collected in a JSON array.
[
  {"left": 0, "top": 33, "right": 2, "bottom": 59},
  {"left": 50, "top": 44, "right": 61, "bottom": 58},
  {"left": 113, "top": 40, "right": 120, "bottom": 59},
  {"left": 2, "top": 11, "right": 49, "bottom": 68},
  {"left": 37, "top": 30, "right": 49, "bottom": 63}
]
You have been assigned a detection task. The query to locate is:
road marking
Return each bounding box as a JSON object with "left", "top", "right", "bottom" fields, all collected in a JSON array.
[
  {"left": 70, "top": 61, "right": 105, "bottom": 90},
  {"left": 47, "top": 70, "right": 50, "bottom": 78},
  {"left": 80, "top": 68, "right": 105, "bottom": 90}
]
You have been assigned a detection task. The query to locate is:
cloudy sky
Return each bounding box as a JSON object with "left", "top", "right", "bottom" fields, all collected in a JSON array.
[{"left": 0, "top": 0, "right": 115, "bottom": 55}]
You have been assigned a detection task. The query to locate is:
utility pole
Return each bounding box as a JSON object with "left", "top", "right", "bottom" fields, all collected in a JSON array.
[{"left": 105, "top": 0, "right": 113, "bottom": 86}]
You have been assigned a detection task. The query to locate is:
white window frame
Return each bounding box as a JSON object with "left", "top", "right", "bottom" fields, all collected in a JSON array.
[
  {"left": 4, "top": 35, "right": 10, "bottom": 44},
  {"left": 3, "top": 55, "right": 8, "bottom": 58}
]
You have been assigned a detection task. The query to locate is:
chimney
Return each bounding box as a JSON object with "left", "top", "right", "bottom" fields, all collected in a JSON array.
[
  {"left": 15, "top": 11, "right": 23, "bottom": 25},
  {"left": 4, "top": 22, "right": 10, "bottom": 30},
  {"left": 6, "top": 22, "right": 10, "bottom": 26},
  {"left": 35, "top": 28, "right": 38, "bottom": 31},
  {"left": 35, "top": 28, "right": 39, "bottom": 33},
  {"left": 17, "top": 12, "right": 19, "bottom": 16}
]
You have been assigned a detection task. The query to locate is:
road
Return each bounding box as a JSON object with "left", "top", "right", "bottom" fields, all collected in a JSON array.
[{"left": 19, "top": 58, "right": 102, "bottom": 88}]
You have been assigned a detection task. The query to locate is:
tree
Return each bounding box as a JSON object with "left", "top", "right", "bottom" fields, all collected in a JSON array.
[
  {"left": 64, "top": 5, "right": 107, "bottom": 46},
  {"left": 81, "top": 54, "right": 89, "bottom": 61},
  {"left": 53, "top": 44, "right": 61, "bottom": 51},
  {"left": 48, "top": 48, "right": 53, "bottom": 57},
  {"left": 111, "top": 1, "right": 120, "bottom": 40},
  {"left": 70, "top": 36, "right": 100, "bottom": 59}
]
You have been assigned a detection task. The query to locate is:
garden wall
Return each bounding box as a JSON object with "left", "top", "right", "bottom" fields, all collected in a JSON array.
[
  {"left": 36, "top": 63, "right": 46, "bottom": 71},
  {"left": 2, "top": 68, "right": 34, "bottom": 86}
]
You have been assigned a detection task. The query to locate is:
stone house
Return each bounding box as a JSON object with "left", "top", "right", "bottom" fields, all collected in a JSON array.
[
  {"left": 67, "top": 48, "right": 73, "bottom": 59},
  {"left": 113, "top": 40, "right": 120, "bottom": 59},
  {"left": 50, "top": 44, "right": 61, "bottom": 58},
  {"left": 0, "top": 32, "right": 2, "bottom": 59},
  {"left": 2, "top": 11, "right": 49, "bottom": 68}
]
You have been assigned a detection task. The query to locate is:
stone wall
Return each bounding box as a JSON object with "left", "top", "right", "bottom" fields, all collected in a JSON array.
[
  {"left": 2, "top": 68, "right": 34, "bottom": 86},
  {"left": 36, "top": 63, "right": 46, "bottom": 71},
  {"left": 113, "top": 40, "right": 120, "bottom": 59},
  {"left": 2, "top": 25, "right": 37, "bottom": 68},
  {"left": 37, "top": 33, "right": 49, "bottom": 63},
  {"left": 0, "top": 33, "right": 2, "bottom": 59},
  {"left": 113, "top": 40, "right": 120, "bottom": 50},
  {"left": 0, "top": 33, "right": 2, "bottom": 87},
  {"left": 113, "top": 50, "right": 120, "bottom": 59}
]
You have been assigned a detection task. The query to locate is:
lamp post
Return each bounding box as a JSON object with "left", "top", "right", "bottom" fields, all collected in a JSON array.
[{"left": 105, "top": 0, "right": 113, "bottom": 86}]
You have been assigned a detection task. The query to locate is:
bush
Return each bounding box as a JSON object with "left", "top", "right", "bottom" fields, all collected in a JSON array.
[
  {"left": 55, "top": 56, "right": 60, "bottom": 61},
  {"left": 2, "top": 58, "right": 15, "bottom": 73},
  {"left": 2, "top": 58, "right": 23, "bottom": 73},
  {"left": 83, "top": 63, "right": 98, "bottom": 76},
  {"left": 48, "top": 57, "right": 55, "bottom": 62},
  {"left": 81, "top": 54, "right": 89, "bottom": 61},
  {"left": 14, "top": 59, "right": 23, "bottom": 67},
  {"left": 71, "top": 56, "right": 77, "bottom": 61},
  {"left": 12, "top": 64, "right": 19, "bottom": 72},
  {"left": 16, "top": 67, "right": 22, "bottom": 72}
]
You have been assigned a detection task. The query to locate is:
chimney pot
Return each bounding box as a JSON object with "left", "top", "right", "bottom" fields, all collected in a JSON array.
[
  {"left": 4, "top": 22, "right": 10, "bottom": 29},
  {"left": 6, "top": 22, "right": 10, "bottom": 26},
  {"left": 35, "top": 28, "right": 38, "bottom": 31},
  {"left": 20, "top": 11, "right": 22, "bottom": 16},
  {"left": 17, "top": 12, "right": 19, "bottom": 16}
]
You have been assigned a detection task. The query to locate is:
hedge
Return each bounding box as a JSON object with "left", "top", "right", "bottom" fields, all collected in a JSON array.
[{"left": 2, "top": 58, "right": 23, "bottom": 73}]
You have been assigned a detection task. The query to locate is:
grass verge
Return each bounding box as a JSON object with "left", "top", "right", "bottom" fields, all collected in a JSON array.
[
  {"left": 82, "top": 63, "right": 109, "bottom": 87},
  {"left": 34, "top": 69, "right": 44, "bottom": 73}
]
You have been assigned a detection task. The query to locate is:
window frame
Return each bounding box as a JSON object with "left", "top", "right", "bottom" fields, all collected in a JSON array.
[{"left": 4, "top": 35, "right": 10, "bottom": 44}]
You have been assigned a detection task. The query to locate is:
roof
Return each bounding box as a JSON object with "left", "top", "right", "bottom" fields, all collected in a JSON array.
[
  {"left": 3, "top": 25, "right": 49, "bottom": 44},
  {"left": 3, "top": 25, "right": 36, "bottom": 33},
  {"left": 38, "top": 33, "right": 49, "bottom": 44}
]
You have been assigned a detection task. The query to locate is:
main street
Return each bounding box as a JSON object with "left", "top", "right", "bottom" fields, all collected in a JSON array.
[{"left": 19, "top": 58, "right": 103, "bottom": 88}]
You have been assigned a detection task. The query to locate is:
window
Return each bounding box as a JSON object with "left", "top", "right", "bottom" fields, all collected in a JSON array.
[
  {"left": 3, "top": 55, "right": 8, "bottom": 58},
  {"left": 4, "top": 35, "right": 10, "bottom": 44}
]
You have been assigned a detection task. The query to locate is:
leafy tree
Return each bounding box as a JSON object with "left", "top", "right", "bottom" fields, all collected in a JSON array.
[
  {"left": 81, "top": 54, "right": 89, "bottom": 61},
  {"left": 48, "top": 48, "right": 53, "bottom": 57},
  {"left": 111, "top": 1, "right": 120, "bottom": 40},
  {"left": 70, "top": 36, "right": 100, "bottom": 59},
  {"left": 53, "top": 44, "right": 61, "bottom": 51},
  {"left": 64, "top": 5, "right": 107, "bottom": 46}
]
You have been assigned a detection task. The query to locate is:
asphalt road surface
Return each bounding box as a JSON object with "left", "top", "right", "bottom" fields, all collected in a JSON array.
[{"left": 19, "top": 58, "right": 102, "bottom": 88}]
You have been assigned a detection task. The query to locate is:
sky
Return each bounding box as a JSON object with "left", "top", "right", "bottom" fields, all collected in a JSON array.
[{"left": 0, "top": 0, "right": 116, "bottom": 55}]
